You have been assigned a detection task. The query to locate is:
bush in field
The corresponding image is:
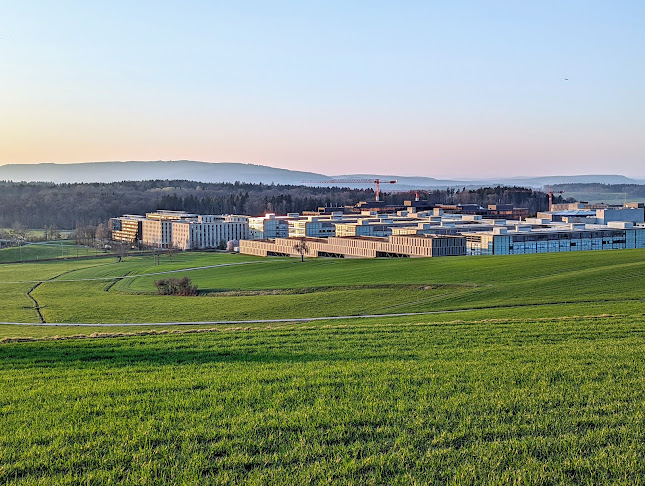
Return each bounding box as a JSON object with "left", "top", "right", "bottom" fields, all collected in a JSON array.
[{"left": 154, "top": 277, "right": 198, "bottom": 296}]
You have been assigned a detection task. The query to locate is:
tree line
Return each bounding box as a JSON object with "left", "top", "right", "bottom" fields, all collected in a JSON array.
[
  {"left": 0, "top": 180, "right": 552, "bottom": 230},
  {"left": 551, "top": 183, "right": 645, "bottom": 198},
  {"left": 382, "top": 186, "right": 550, "bottom": 213}
]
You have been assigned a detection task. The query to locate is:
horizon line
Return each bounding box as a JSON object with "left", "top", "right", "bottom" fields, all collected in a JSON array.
[{"left": 0, "top": 160, "right": 642, "bottom": 181}]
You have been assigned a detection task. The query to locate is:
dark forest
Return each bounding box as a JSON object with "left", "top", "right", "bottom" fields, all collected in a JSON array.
[{"left": 0, "top": 180, "right": 551, "bottom": 229}]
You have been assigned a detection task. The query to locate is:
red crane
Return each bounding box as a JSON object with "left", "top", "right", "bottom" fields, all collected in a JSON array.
[
  {"left": 301, "top": 179, "right": 398, "bottom": 202},
  {"left": 548, "top": 187, "right": 565, "bottom": 211}
]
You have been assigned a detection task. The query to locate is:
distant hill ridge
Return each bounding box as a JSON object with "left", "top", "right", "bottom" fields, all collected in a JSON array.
[{"left": 0, "top": 160, "right": 641, "bottom": 188}]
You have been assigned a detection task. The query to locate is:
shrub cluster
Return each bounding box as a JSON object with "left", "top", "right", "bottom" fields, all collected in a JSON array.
[{"left": 154, "top": 277, "right": 198, "bottom": 296}]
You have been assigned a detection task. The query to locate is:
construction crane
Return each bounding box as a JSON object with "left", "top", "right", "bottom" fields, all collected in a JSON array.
[
  {"left": 301, "top": 179, "right": 398, "bottom": 202},
  {"left": 548, "top": 187, "right": 565, "bottom": 211}
]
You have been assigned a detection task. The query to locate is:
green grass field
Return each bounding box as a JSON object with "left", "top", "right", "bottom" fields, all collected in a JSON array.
[
  {"left": 562, "top": 192, "right": 645, "bottom": 205},
  {"left": 0, "top": 242, "right": 103, "bottom": 263},
  {"left": 0, "top": 248, "right": 641, "bottom": 325},
  {"left": 1, "top": 250, "right": 645, "bottom": 484}
]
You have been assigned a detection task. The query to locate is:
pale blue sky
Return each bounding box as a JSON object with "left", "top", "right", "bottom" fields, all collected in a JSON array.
[{"left": 1, "top": 1, "right": 643, "bottom": 178}]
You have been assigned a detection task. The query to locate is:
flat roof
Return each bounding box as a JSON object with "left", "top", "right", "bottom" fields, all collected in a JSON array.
[
  {"left": 543, "top": 210, "right": 596, "bottom": 216},
  {"left": 461, "top": 226, "right": 635, "bottom": 236},
  {"left": 334, "top": 236, "right": 388, "bottom": 241}
]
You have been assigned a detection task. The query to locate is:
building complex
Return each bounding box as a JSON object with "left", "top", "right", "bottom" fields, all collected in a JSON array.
[{"left": 111, "top": 202, "right": 645, "bottom": 258}]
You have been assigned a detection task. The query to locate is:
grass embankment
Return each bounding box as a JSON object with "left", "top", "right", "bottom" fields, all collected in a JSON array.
[{"left": 2, "top": 317, "right": 645, "bottom": 484}]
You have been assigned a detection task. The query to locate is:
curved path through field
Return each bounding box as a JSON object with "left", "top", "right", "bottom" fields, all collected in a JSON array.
[
  {"left": 1, "top": 298, "right": 642, "bottom": 326},
  {"left": 0, "top": 261, "right": 270, "bottom": 284}
]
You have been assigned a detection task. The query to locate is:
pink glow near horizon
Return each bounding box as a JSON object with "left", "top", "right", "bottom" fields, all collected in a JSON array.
[{"left": 1, "top": 2, "right": 644, "bottom": 179}]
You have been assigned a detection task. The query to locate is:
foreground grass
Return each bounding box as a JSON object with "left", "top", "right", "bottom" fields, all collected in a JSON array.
[
  {"left": 2, "top": 316, "right": 645, "bottom": 484},
  {"left": 2, "top": 251, "right": 645, "bottom": 483}
]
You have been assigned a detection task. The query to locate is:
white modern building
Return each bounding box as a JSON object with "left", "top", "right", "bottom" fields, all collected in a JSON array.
[
  {"left": 113, "top": 210, "right": 249, "bottom": 249},
  {"left": 463, "top": 222, "right": 645, "bottom": 256},
  {"left": 288, "top": 216, "right": 340, "bottom": 238},
  {"left": 248, "top": 213, "right": 293, "bottom": 240},
  {"left": 172, "top": 215, "right": 249, "bottom": 250}
]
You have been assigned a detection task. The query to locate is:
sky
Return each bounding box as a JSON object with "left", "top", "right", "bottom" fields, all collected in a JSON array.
[{"left": 1, "top": 1, "right": 644, "bottom": 179}]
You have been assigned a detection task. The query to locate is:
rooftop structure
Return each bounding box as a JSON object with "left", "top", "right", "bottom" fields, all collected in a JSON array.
[{"left": 537, "top": 204, "right": 644, "bottom": 225}]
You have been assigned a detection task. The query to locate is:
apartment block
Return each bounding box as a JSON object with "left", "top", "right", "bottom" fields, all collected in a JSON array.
[
  {"left": 113, "top": 210, "right": 249, "bottom": 250},
  {"left": 172, "top": 215, "right": 249, "bottom": 250},
  {"left": 110, "top": 215, "right": 144, "bottom": 243}
]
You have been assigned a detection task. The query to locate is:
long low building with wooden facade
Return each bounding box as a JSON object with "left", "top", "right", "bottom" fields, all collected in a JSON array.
[{"left": 239, "top": 235, "right": 466, "bottom": 259}]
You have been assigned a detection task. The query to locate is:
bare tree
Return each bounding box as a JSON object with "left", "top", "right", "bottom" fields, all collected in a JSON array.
[
  {"left": 114, "top": 242, "right": 128, "bottom": 262},
  {"left": 74, "top": 223, "right": 97, "bottom": 246},
  {"left": 166, "top": 245, "right": 177, "bottom": 263},
  {"left": 95, "top": 223, "right": 111, "bottom": 245},
  {"left": 293, "top": 237, "right": 309, "bottom": 262},
  {"left": 44, "top": 224, "right": 58, "bottom": 241},
  {"left": 152, "top": 247, "right": 163, "bottom": 265},
  {"left": 48, "top": 224, "right": 60, "bottom": 241},
  {"left": 10, "top": 222, "right": 30, "bottom": 242}
]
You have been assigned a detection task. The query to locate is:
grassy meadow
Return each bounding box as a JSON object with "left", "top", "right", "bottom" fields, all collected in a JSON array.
[
  {"left": 562, "top": 191, "right": 645, "bottom": 205},
  {"left": 0, "top": 248, "right": 641, "bottom": 325},
  {"left": 1, "top": 249, "right": 645, "bottom": 484},
  {"left": 0, "top": 241, "right": 103, "bottom": 263}
]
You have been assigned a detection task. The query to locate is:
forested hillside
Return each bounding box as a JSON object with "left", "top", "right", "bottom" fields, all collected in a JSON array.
[
  {"left": 0, "top": 180, "right": 548, "bottom": 229},
  {"left": 552, "top": 183, "right": 645, "bottom": 197}
]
